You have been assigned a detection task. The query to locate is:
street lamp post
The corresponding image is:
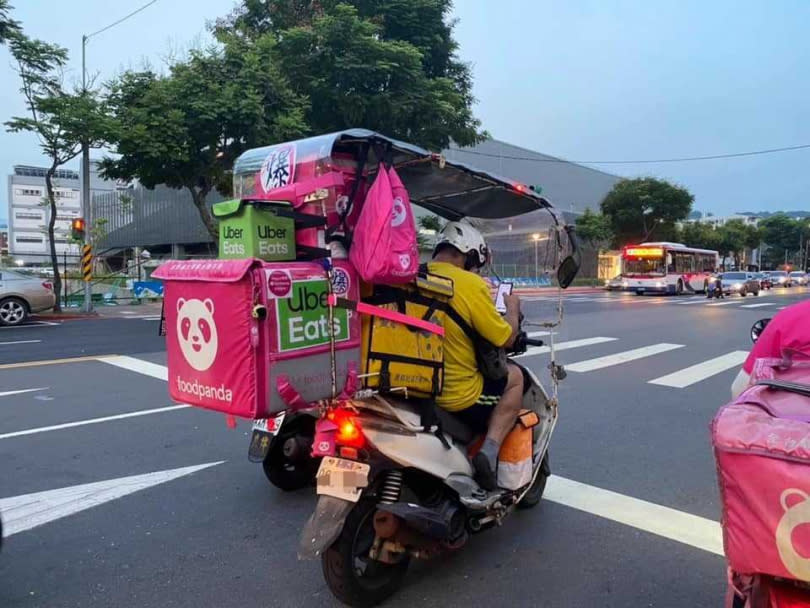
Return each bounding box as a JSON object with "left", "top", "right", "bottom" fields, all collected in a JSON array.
[
  {"left": 80, "top": 35, "right": 91, "bottom": 312},
  {"left": 79, "top": 0, "right": 158, "bottom": 313}
]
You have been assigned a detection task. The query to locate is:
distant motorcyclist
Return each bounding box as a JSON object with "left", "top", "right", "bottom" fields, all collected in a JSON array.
[
  {"left": 429, "top": 222, "right": 522, "bottom": 490},
  {"left": 730, "top": 299, "right": 810, "bottom": 399}
]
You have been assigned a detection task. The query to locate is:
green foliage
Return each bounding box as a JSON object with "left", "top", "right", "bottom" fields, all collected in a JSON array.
[
  {"left": 758, "top": 214, "right": 810, "bottom": 268},
  {"left": 678, "top": 221, "right": 720, "bottom": 251},
  {"left": 417, "top": 214, "right": 444, "bottom": 233},
  {"left": 5, "top": 31, "right": 107, "bottom": 312},
  {"left": 601, "top": 177, "right": 694, "bottom": 246},
  {"left": 575, "top": 208, "right": 613, "bottom": 248},
  {"left": 0, "top": 0, "right": 20, "bottom": 44},
  {"left": 101, "top": 38, "right": 309, "bottom": 239},
  {"left": 215, "top": 0, "right": 484, "bottom": 150}
]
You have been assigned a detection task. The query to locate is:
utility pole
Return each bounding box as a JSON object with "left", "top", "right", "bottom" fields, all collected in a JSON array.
[
  {"left": 81, "top": 36, "right": 92, "bottom": 312},
  {"left": 79, "top": 0, "right": 159, "bottom": 313}
]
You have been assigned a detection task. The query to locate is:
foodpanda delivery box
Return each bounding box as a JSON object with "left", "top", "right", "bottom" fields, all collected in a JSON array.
[
  {"left": 712, "top": 356, "right": 810, "bottom": 584},
  {"left": 152, "top": 258, "right": 360, "bottom": 419},
  {"left": 233, "top": 133, "right": 370, "bottom": 253}
]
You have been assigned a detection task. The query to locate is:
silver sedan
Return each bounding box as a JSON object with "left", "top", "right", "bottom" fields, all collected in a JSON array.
[{"left": 0, "top": 268, "right": 57, "bottom": 326}]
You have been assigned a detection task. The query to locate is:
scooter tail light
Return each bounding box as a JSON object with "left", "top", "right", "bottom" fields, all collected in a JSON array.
[{"left": 329, "top": 408, "right": 365, "bottom": 448}]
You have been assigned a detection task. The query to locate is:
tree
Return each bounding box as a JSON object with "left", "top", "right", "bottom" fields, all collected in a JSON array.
[
  {"left": 5, "top": 35, "right": 107, "bottom": 313},
  {"left": 416, "top": 214, "right": 444, "bottom": 250},
  {"left": 575, "top": 208, "right": 613, "bottom": 249},
  {"left": 678, "top": 221, "right": 720, "bottom": 252},
  {"left": 600, "top": 177, "right": 694, "bottom": 247},
  {"left": 215, "top": 0, "right": 484, "bottom": 150},
  {"left": 759, "top": 214, "right": 803, "bottom": 268},
  {"left": 0, "top": 0, "right": 20, "bottom": 44},
  {"left": 716, "top": 220, "right": 750, "bottom": 270},
  {"left": 101, "top": 37, "right": 309, "bottom": 240}
]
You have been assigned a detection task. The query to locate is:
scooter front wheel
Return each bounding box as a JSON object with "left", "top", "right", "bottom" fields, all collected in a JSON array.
[{"left": 322, "top": 499, "right": 409, "bottom": 607}]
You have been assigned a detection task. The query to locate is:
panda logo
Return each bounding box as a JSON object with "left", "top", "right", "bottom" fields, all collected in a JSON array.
[
  {"left": 176, "top": 298, "right": 218, "bottom": 371},
  {"left": 775, "top": 488, "right": 810, "bottom": 580},
  {"left": 391, "top": 197, "right": 407, "bottom": 228}
]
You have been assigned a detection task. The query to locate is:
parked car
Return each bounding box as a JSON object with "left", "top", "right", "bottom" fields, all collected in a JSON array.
[
  {"left": 604, "top": 275, "right": 628, "bottom": 291},
  {"left": 755, "top": 272, "right": 773, "bottom": 290},
  {"left": 769, "top": 270, "right": 793, "bottom": 287},
  {"left": 789, "top": 271, "right": 808, "bottom": 286},
  {"left": 0, "top": 268, "right": 56, "bottom": 326},
  {"left": 717, "top": 272, "right": 760, "bottom": 296}
]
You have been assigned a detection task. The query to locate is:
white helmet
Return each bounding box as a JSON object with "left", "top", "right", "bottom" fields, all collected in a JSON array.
[{"left": 434, "top": 221, "right": 489, "bottom": 269}]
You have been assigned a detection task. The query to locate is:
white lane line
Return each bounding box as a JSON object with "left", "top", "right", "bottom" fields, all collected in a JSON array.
[
  {"left": 740, "top": 303, "right": 774, "bottom": 309},
  {"left": 676, "top": 299, "right": 711, "bottom": 305},
  {"left": 99, "top": 355, "right": 167, "bottom": 381},
  {"left": 0, "top": 340, "right": 41, "bottom": 346},
  {"left": 0, "top": 387, "right": 48, "bottom": 398},
  {"left": 545, "top": 475, "right": 723, "bottom": 556},
  {"left": 648, "top": 351, "right": 749, "bottom": 388},
  {"left": 706, "top": 301, "right": 740, "bottom": 307},
  {"left": 516, "top": 337, "right": 617, "bottom": 359},
  {"left": 0, "top": 404, "right": 189, "bottom": 440},
  {"left": 0, "top": 322, "right": 58, "bottom": 330},
  {"left": 0, "top": 461, "right": 223, "bottom": 537},
  {"left": 140, "top": 316, "right": 162, "bottom": 321},
  {"left": 566, "top": 343, "right": 684, "bottom": 373}
]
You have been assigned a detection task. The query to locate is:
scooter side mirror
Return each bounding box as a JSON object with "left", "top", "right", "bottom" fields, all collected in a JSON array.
[
  {"left": 750, "top": 318, "right": 771, "bottom": 343},
  {"left": 557, "top": 255, "right": 580, "bottom": 290}
]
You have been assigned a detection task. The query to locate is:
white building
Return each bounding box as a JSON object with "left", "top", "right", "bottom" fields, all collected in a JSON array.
[
  {"left": 695, "top": 213, "right": 761, "bottom": 228},
  {"left": 5, "top": 160, "right": 121, "bottom": 265}
]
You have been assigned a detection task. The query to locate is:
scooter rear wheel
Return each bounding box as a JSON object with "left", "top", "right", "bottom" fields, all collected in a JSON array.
[
  {"left": 322, "top": 499, "right": 409, "bottom": 607},
  {"left": 518, "top": 452, "right": 550, "bottom": 509}
]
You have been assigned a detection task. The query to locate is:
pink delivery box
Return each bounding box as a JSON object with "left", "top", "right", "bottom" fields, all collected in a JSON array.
[
  {"left": 152, "top": 258, "right": 360, "bottom": 419},
  {"left": 712, "top": 374, "right": 810, "bottom": 583}
]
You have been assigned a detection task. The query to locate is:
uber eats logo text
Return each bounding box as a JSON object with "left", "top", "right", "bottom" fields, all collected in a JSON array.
[{"left": 276, "top": 279, "right": 349, "bottom": 351}]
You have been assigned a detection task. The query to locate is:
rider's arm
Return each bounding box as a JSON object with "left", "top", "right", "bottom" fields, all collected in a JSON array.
[
  {"left": 501, "top": 293, "right": 521, "bottom": 348},
  {"left": 731, "top": 315, "right": 784, "bottom": 399},
  {"left": 468, "top": 280, "right": 514, "bottom": 348}
]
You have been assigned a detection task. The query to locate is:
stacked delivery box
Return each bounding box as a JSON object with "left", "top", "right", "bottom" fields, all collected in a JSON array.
[
  {"left": 153, "top": 135, "right": 370, "bottom": 419},
  {"left": 153, "top": 132, "right": 448, "bottom": 421}
]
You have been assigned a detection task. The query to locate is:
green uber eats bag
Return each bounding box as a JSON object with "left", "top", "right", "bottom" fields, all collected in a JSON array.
[{"left": 213, "top": 199, "right": 296, "bottom": 262}]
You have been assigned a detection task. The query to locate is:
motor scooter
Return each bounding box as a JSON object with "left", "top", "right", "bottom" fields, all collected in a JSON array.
[{"left": 298, "top": 233, "right": 580, "bottom": 606}]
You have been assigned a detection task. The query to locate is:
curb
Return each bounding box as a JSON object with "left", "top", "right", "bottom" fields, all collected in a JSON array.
[{"left": 33, "top": 312, "right": 100, "bottom": 321}]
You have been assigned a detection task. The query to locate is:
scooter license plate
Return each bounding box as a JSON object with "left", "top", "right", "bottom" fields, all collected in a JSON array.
[
  {"left": 316, "top": 457, "right": 370, "bottom": 503},
  {"left": 247, "top": 412, "right": 286, "bottom": 462}
]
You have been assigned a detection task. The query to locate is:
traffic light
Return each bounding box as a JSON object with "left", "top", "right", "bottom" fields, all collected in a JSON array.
[{"left": 71, "top": 218, "right": 86, "bottom": 240}]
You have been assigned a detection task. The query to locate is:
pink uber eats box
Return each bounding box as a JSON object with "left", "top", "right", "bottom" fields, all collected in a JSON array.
[{"left": 152, "top": 258, "right": 361, "bottom": 419}]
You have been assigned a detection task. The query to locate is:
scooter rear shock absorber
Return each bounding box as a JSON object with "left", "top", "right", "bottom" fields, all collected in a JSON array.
[{"left": 379, "top": 470, "right": 403, "bottom": 504}]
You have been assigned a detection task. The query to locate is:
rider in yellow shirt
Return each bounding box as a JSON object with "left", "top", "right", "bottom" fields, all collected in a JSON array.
[{"left": 428, "top": 222, "right": 522, "bottom": 490}]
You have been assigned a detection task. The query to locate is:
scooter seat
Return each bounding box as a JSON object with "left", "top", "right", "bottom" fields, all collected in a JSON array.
[{"left": 433, "top": 406, "right": 476, "bottom": 444}]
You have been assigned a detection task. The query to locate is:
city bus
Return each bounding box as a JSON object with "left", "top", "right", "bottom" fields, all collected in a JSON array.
[{"left": 620, "top": 242, "right": 719, "bottom": 295}]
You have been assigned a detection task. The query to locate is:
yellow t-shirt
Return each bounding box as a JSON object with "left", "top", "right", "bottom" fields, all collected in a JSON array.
[{"left": 428, "top": 262, "right": 513, "bottom": 412}]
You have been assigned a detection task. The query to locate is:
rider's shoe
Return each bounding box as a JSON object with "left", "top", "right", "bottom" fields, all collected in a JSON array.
[{"left": 473, "top": 452, "right": 498, "bottom": 491}]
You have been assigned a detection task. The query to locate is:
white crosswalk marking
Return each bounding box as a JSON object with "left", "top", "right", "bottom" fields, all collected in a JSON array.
[
  {"left": 740, "top": 303, "right": 774, "bottom": 309},
  {"left": 566, "top": 343, "right": 684, "bottom": 373},
  {"left": 515, "top": 337, "right": 617, "bottom": 359},
  {"left": 648, "top": 351, "right": 748, "bottom": 388},
  {"left": 706, "top": 301, "right": 739, "bottom": 307}
]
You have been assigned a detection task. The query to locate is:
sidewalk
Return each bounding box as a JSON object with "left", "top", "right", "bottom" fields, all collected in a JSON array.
[{"left": 34, "top": 301, "right": 163, "bottom": 321}]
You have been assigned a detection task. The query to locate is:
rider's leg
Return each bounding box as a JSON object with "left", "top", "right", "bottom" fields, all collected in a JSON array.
[{"left": 474, "top": 363, "right": 524, "bottom": 489}]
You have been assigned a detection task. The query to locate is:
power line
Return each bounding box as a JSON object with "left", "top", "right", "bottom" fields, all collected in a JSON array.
[
  {"left": 85, "top": 0, "right": 159, "bottom": 41},
  {"left": 451, "top": 143, "right": 810, "bottom": 165}
]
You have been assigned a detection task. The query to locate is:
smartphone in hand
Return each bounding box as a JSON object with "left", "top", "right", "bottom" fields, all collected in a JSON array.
[{"left": 495, "top": 282, "right": 513, "bottom": 313}]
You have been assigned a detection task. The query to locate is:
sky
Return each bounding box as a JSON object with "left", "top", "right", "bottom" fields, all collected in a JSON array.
[{"left": 2, "top": 0, "right": 809, "bottom": 223}]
